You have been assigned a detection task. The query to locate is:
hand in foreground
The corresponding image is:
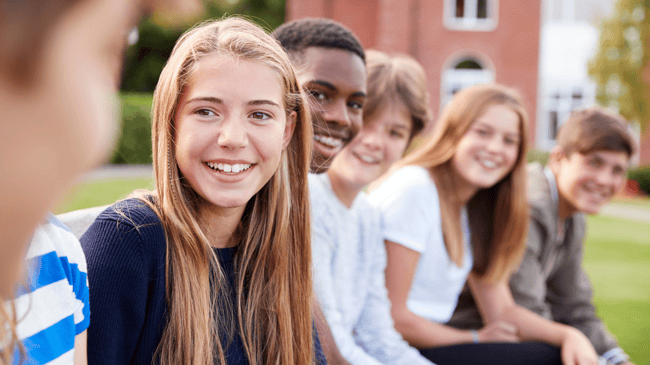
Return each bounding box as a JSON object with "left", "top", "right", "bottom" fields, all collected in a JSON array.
[
  {"left": 477, "top": 321, "right": 519, "bottom": 343},
  {"left": 560, "top": 328, "right": 598, "bottom": 365}
]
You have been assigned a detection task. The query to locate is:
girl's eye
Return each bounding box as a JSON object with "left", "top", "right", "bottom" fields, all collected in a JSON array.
[
  {"left": 390, "top": 129, "right": 406, "bottom": 139},
  {"left": 250, "top": 111, "right": 271, "bottom": 120},
  {"left": 504, "top": 137, "right": 519, "bottom": 146},
  {"left": 196, "top": 108, "right": 216, "bottom": 116},
  {"left": 476, "top": 129, "right": 490, "bottom": 136}
]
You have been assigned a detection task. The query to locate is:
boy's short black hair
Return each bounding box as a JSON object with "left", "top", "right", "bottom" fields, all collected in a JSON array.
[{"left": 272, "top": 18, "right": 365, "bottom": 63}]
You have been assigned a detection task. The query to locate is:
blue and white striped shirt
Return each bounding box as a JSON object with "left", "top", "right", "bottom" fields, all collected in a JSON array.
[{"left": 10, "top": 215, "right": 90, "bottom": 365}]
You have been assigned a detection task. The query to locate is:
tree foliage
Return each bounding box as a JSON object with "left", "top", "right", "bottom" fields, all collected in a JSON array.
[
  {"left": 588, "top": 0, "right": 650, "bottom": 130},
  {"left": 120, "top": 0, "right": 285, "bottom": 92}
]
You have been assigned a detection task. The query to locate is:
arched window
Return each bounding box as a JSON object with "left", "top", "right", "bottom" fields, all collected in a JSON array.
[{"left": 441, "top": 56, "right": 495, "bottom": 108}]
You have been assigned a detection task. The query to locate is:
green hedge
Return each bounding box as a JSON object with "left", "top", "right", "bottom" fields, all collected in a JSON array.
[
  {"left": 627, "top": 167, "right": 650, "bottom": 195},
  {"left": 526, "top": 149, "right": 550, "bottom": 166},
  {"left": 110, "top": 92, "right": 154, "bottom": 164}
]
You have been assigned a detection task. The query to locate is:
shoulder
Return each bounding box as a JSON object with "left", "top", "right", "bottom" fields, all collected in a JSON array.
[
  {"left": 27, "top": 215, "right": 86, "bottom": 268},
  {"left": 81, "top": 197, "right": 166, "bottom": 260},
  {"left": 526, "top": 163, "right": 555, "bottom": 223},
  {"left": 97, "top": 197, "right": 162, "bottom": 227},
  {"left": 369, "top": 165, "right": 437, "bottom": 205},
  {"left": 309, "top": 173, "right": 340, "bottom": 220}
]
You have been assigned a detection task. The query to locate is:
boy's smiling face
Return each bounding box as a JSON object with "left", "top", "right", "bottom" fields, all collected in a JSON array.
[
  {"left": 295, "top": 47, "right": 367, "bottom": 174},
  {"left": 551, "top": 149, "right": 630, "bottom": 217}
]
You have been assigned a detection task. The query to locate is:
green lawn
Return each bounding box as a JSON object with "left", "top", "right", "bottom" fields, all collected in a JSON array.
[
  {"left": 584, "top": 214, "right": 650, "bottom": 364},
  {"left": 55, "top": 178, "right": 650, "bottom": 363},
  {"left": 54, "top": 177, "right": 154, "bottom": 214}
]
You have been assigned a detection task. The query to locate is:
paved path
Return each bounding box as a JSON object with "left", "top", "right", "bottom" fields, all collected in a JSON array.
[
  {"left": 79, "top": 165, "right": 650, "bottom": 224},
  {"left": 76, "top": 164, "right": 153, "bottom": 183},
  {"left": 599, "top": 203, "right": 650, "bottom": 224}
]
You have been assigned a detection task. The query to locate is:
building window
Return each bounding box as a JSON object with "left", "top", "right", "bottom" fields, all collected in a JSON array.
[
  {"left": 539, "top": 85, "right": 594, "bottom": 149},
  {"left": 444, "top": 0, "right": 498, "bottom": 31},
  {"left": 441, "top": 56, "right": 495, "bottom": 109}
]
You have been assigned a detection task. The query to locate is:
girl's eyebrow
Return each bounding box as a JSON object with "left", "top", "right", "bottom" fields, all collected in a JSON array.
[
  {"left": 186, "top": 96, "right": 223, "bottom": 105},
  {"left": 392, "top": 124, "right": 410, "bottom": 130},
  {"left": 185, "top": 97, "right": 281, "bottom": 109},
  {"left": 248, "top": 100, "right": 281, "bottom": 108}
]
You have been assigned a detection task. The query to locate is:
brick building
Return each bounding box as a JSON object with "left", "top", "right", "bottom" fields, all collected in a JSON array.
[{"left": 286, "top": 0, "right": 542, "bottom": 142}]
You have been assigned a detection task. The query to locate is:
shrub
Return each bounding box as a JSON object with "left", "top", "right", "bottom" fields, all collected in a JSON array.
[
  {"left": 627, "top": 167, "right": 650, "bottom": 195},
  {"left": 527, "top": 149, "right": 550, "bottom": 166},
  {"left": 110, "top": 93, "right": 153, "bottom": 164}
]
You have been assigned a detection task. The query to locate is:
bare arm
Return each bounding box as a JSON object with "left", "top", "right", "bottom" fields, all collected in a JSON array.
[
  {"left": 385, "top": 241, "right": 517, "bottom": 348},
  {"left": 74, "top": 330, "right": 88, "bottom": 365},
  {"left": 468, "top": 274, "right": 598, "bottom": 365}
]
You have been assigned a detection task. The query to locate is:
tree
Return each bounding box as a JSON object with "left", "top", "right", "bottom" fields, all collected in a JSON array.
[
  {"left": 588, "top": 0, "right": 650, "bottom": 130},
  {"left": 120, "top": 0, "right": 286, "bottom": 92}
]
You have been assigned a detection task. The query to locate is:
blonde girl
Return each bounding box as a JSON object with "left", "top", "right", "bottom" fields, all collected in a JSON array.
[
  {"left": 80, "top": 18, "right": 323, "bottom": 364},
  {"left": 368, "top": 84, "right": 598, "bottom": 365}
]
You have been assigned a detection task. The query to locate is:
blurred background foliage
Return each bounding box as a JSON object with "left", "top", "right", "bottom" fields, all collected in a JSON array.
[
  {"left": 588, "top": 0, "right": 650, "bottom": 131},
  {"left": 121, "top": 0, "right": 285, "bottom": 93},
  {"left": 112, "top": 0, "right": 285, "bottom": 164}
]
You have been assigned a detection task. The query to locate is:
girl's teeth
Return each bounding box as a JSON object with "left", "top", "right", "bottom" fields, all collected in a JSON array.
[
  {"left": 206, "top": 162, "right": 251, "bottom": 173},
  {"left": 481, "top": 160, "right": 496, "bottom": 168},
  {"left": 359, "top": 155, "right": 377, "bottom": 163}
]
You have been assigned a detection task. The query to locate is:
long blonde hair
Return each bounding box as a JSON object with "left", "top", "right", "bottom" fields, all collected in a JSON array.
[
  {"left": 381, "top": 83, "right": 529, "bottom": 283},
  {"left": 138, "top": 17, "right": 313, "bottom": 364},
  {"left": 0, "top": 304, "right": 20, "bottom": 364}
]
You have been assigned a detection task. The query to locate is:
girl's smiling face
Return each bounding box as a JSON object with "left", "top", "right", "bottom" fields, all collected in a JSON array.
[
  {"left": 174, "top": 54, "right": 295, "bottom": 216},
  {"left": 451, "top": 104, "right": 521, "bottom": 199},
  {"left": 330, "top": 100, "right": 412, "bottom": 189}
]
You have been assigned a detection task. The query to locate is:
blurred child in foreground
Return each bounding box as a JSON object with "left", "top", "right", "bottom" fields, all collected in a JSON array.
[{"left": 0, "top": 0, "right": 203, "bottom": 362}]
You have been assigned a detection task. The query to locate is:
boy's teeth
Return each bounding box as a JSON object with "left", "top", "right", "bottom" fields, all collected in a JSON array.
[
  {"left": 206, "top": 162, "right": 251, "bottom": 173},
  {"left": 314, "top": 135, "right": 343, "bottom": 148}
]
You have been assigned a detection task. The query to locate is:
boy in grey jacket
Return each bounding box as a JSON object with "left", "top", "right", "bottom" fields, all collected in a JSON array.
[{"left": 448, "top": 107, "right": 635, "bottom": 365}]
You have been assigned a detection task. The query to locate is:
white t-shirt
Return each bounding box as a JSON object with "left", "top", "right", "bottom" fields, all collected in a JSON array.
[{"left": 368, "top": 165, "right": 472, "bottom": 323}]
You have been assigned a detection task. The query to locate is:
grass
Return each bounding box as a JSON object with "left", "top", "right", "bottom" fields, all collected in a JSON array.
[
  {"left": 584, "top": 214, "right": 650, "bottom": 364},
  {"left": 54, "top": 177, "right": 154, "bottom": 214},
  {"left": 55, "top": 178, "right": 650, "bottom": 363}
]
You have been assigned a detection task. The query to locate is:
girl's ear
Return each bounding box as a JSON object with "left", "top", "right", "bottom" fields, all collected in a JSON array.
[{"left": 283, "top": 111, "right": 297, "bottom": 149}]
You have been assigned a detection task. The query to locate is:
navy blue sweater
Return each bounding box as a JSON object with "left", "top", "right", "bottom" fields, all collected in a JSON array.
[{"left": 81, "top": 198, "right": 326, "bottom": 364}]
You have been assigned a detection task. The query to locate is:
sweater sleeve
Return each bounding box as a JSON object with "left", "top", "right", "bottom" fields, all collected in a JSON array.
[
  {"left": 546, "top": 218, "right": 625, "bottom": 361},
  {"left": 311, "top": 203, "right": 383, "bottom": 365},
  {"left": 353, "top": 230, "right": 433, "bottom": 365},
  {"left": 80, "top": 203, "right": 166, "bottom": 365}
]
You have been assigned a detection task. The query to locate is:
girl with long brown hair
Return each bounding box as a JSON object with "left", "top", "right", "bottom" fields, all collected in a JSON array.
[
  {"left": 368, "top": 83, "right": 598, "bottom": 364},
  {"left": 80, "top": 17, "right": 323, "bottom": 364}
]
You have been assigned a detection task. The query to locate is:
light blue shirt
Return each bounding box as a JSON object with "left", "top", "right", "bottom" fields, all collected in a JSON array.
[{"left": 310, "top": 173, "right": 433, "bottom": 365}]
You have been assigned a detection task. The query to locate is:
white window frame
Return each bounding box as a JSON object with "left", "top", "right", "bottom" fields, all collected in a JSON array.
[
  {"left": 441, "top": 56, "right": 495, "bottom": 109},
  {"left": 443, "top": 0, "right": 499, "bottom": 32}
]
